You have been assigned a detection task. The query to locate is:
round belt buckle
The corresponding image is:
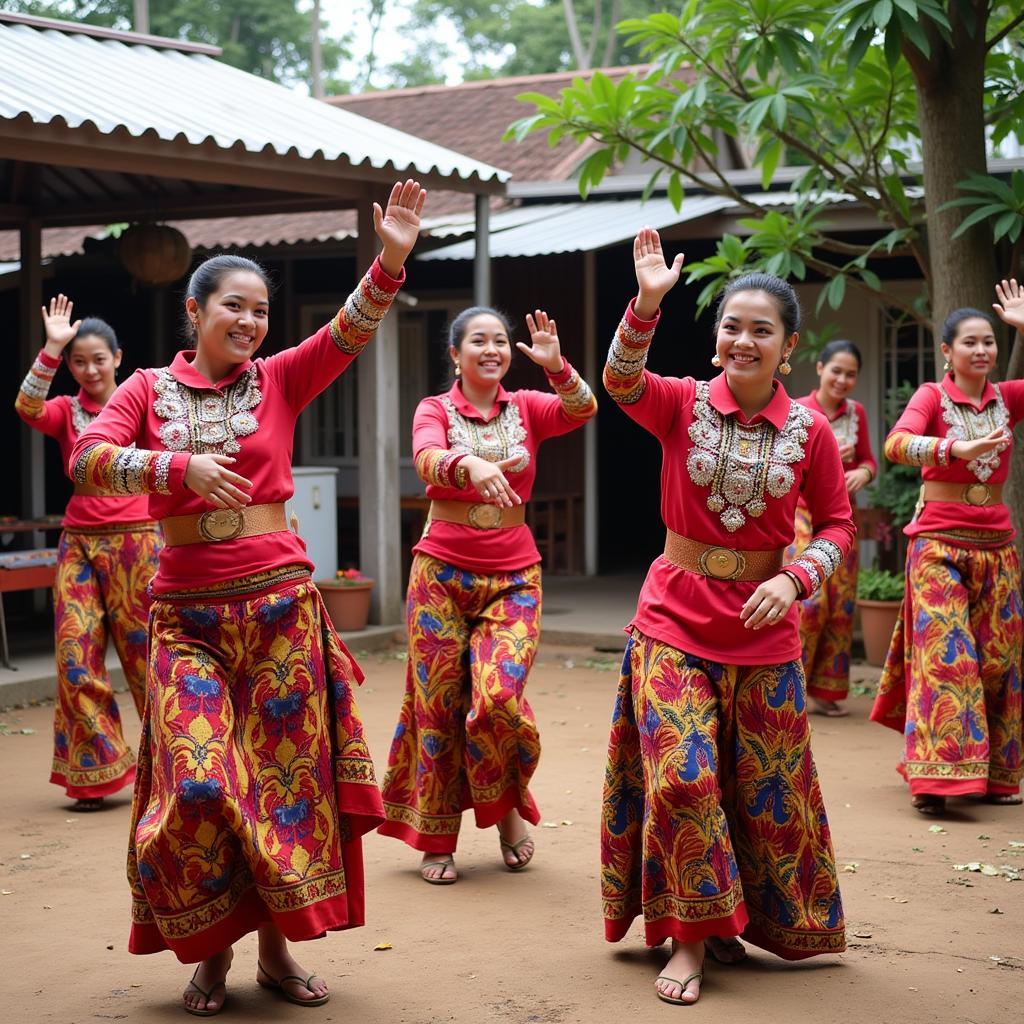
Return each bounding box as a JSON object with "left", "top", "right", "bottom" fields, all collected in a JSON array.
[
  {"left": 698, "top": 546, "right": 745, "bottom": 580},
  {"left": 198, "top": 508, "right": 245, "bottom": 542},
  {"left": 963, "top": 483, "right": 992, "bottom": 506},
  {"left": 467, "top": 503, "right": 503, "bottom": 529}
]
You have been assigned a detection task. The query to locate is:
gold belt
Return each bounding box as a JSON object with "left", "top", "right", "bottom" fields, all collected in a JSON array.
[
  {"left": 922, "top": 481, "right": 1003, "bottom": 507},
  {"left": 73, "top": 482, "right": 107, "bottom": 496},
  {"left": 161, "top": 502, "right": 287, "bottom": 546},
  {"left": 663, "top": 529, "right": 785, "bottom": 582},
  {"left": 428, "top": 499, "right": 526, "bottom": 530}
]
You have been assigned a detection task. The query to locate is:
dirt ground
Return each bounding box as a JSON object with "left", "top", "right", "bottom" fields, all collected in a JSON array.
[{"left": 2, "top": 644, "right": 1022, "bottom": 1024}]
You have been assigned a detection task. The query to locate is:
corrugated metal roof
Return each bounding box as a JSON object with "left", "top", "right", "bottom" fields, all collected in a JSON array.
[
  {"left": 0, "top": 18, "right": 509, "bottom": 189},
  {"left": 419, "top": 195, "right": 733, "bottom": 260}
]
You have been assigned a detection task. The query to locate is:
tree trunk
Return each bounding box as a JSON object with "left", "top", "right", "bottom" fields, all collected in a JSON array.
[
  {"left": 133, "top": 0, "right": 149, "bottom": 34},
  {"left": 311, "top": 0, "right": 324, "bottom": 99}
]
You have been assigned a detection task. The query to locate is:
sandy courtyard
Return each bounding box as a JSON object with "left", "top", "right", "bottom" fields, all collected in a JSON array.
[{"left": 1, "top": 645, "right": 1022, "bottom": 1024}]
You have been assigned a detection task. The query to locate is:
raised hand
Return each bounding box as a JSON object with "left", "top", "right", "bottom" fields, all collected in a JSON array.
[
  {"left": 516, "top": 310, "right": 564, "bottom": 373},
  {"left": 40, "top": 294, "right": 82, "bottom": 356},
  {"left": 993, "top": 278, "right": 1024, "bottom": 334},
  {"left": 634, "top": 227, "right": 684, "bottom": 319},
  {"left": 374, "top": 179, "right": 427, "bottom": 277},
  {"left": 951, "top": 427, "right": 1011, "bottom": 463},
  {"left": 184, "top": 453, "right": 253, "bottom": 510}
]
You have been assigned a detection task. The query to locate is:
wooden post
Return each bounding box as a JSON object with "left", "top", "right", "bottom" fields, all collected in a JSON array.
[
  {"left": 583, "top": 249, "right": 598, "bottom": 576},
  {"left": 19, "top": 218, "right": 44, "bottom": 526},
  {"left": 474, "top": 194, "right": 490, "bottom": 306},
  {"left": 356, "top": 203, "right": 403, "bottom": 623}
]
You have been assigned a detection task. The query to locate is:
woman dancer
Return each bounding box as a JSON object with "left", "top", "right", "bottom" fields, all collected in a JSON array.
[
  {"left": 789, "top": 340, "right": 876, "bottom": 716},
  {"left": 16, "top": 299, "right": 160, "bottom": 810},
  {"left": 69, "top": 180, "right": 425, "bottom": 1015},
  {"left": 871, "top": 280, "right": 1024, "bottom": 815},
  {"left": 601, "top": 229, "right": 855, "bottom": 1005},
  {"left": 378, "top": 306, "right": 596, "bottom": 883}
]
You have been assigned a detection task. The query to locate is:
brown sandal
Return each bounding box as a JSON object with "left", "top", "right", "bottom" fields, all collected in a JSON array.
[{"left": 256, "top": 962, "right": 329, "bottom": 1007}]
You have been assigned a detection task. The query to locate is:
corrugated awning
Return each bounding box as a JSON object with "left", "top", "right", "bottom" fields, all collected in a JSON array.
[{"left": 419, "top": 195, "right": 733, "bottom": 260}]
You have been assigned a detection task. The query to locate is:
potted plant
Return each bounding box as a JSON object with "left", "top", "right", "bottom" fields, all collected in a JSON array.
[
  {"left": 856, "top": 568, "right": 905, "bottom": 666},
  {"left": 316, "top": 568, "right": 374, "bottom": 632}
]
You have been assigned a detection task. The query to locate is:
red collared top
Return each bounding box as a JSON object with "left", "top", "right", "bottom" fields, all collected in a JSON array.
[
  {"left": 69, "top": 258, "right": 403, "bottom": 594},
  {"left": 411, "top": 358, "right": 597, "bottom": 574},
  {"left": 603, "top": 300, "right": 855, "bottom": 666},
  {"left": 886, "top": 374, "right": 1024, "bottom": 539},
  {"left": 15, "top": 349, "right": 152, "bottom": 528},
  {"left": 797, "top": 391, "right": 876, "bottom": 472}
]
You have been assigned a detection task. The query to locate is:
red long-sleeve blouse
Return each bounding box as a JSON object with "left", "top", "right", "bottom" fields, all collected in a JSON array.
[
  {"left": 411, "top": 359, "right": 597, "bottom": 574},
  {"left": 885, "top": 374, "right": 1024, "bottom": 539},
  {"left": 15, "top": 349, "right": 152, "bottom": 528},
  {"left": 604, "top": 300, "right": 856, "bottom": 666},
  {"left": 69, "top": 258, "right": 403, "bottom": 594}
]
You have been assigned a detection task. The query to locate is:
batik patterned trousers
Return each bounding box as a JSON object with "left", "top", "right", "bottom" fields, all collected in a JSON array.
[
  {"left": 871, "top": 537, "right": 1023, "bottom": 796},
  {"left": 787, "top": 504, "right": 857, "bottom": 702},
  {"left": 379, "top": 554, "right": 543, "bottom": 852},
  {"left": 127, "top": 568, "right": 384, "bottom": 963},
  {"left": 602, "top": 630, "right": 845, "bottom": 959},
  {"left": 50, "top": 524, "right": 160, "bottom": 799}
]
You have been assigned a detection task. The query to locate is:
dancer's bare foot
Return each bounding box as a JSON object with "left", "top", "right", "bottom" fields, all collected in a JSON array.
[
  {"left": 656, "top": 939, "right": 703, "bottom": 1005},
  {"left": 256, "top": 925, "right": 328, "bottom": 1005},
  {"left": 420, "top": 853, "right": 458, "bottom": 884},
  {"left": 911, "top": 793, "right": 946, "bottom": 815},
  {"left": 497, "top": 808, "right": 534, "bottom": 869},
  {"left": 979, "top": 792, "right": 1023, "bottom": 805},
  {"left": 183, "top": 947, "right": 232, "bottom": 1015},
  {"left": 809, "top": 697, "right": 849, "bottom": 717},
  {"left": 704, "top": 934, "right": 747, "bottom": 964}
]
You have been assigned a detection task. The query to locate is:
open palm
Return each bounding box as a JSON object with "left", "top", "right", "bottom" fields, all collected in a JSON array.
[
  {"left": 40, "top": 294, "right": 81, "bottom": 350},
  {"left": 373, "top": 179, "right": 427, "bottom": 261},
  {"left": 993, "top": 278, "right": 1024, "bottom": 333},
  {"left": 517, "top": 310, "right": 563, "bottom": 373},
  {"left": 634, "top": 227, "right": 684, "bottom": 302}
]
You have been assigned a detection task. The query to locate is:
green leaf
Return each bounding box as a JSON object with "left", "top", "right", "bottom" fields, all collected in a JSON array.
[
  {"left": 873, "top": 0, "right": 893, "bottom": 28},
  {"left": 760, "top": 140, "right": 783, "bottom": 189},
  {"left": 667, "top": 171, "right": 684, "bottom": 212},
  {"left": 883, "top": 26, "right": 902, "bottom": 68},
  {"left": 860, "top": 269, "right": 882, "bottom": 291},
  {"left": 994, "top": 210, "right": 1022, "bottom": 242}
]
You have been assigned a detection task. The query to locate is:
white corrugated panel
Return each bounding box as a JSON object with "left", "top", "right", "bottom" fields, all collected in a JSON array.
[
  {"left": 420, "top": 195, "right": 733, "bottom": 260},
  {"left": 0, "top": 21, "right": 508, "bottom": 187}
]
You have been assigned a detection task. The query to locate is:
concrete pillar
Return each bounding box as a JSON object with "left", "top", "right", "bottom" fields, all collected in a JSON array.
[
  {"left": 473, "top": 193, "right": 490, "bottom": 306},
  {"left": 356, "top": 203, "right": 403, "bottom": 624},
  {"left": 583, "top": 250, "right": 598, "bottom": 576}
]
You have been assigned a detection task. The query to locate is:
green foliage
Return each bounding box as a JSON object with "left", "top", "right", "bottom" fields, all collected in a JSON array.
[
  {"left": 942, "top": 170, "right": 1024, "bottom": 245},
  {"left": 4, "top": 0, "right": 350, "bottom": 87},
  {"left": 856, "top": 567, "right": 905, "bottom": 601},
  {"left": 865, "top": 380, "right": 921, "bottom": 527}
]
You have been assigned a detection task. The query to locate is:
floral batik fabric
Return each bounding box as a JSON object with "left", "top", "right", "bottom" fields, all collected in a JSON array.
[
  {"left": 602, "top": 630, "right": 845, "bottom": 959},
  {"left": 379, "top": 554, "right": 543, "bottom": 852},
  {"left": 50, "top": 525, "right": 161, "bottom": 799},
  {"left": 871, "top": 537, "right": 1023, "bottom": 797},
  {"left": 786, "top": 504, "right": 858, "bottom": 702},
  {"left": 127, "top": 570, "right": 383, "bottom": 962}
]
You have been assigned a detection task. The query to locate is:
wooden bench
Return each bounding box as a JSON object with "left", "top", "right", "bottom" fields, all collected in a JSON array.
[{"left": 0, "top": 548, "right": 58, "bottom": 670}]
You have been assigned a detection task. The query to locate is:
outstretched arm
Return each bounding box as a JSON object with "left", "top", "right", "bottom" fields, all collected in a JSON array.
[
  {"left": 516, "top": 310, "right": 597, "bottom": 429},
  {"left": 15, "top": 294, "right": 82, "bottom": 427}
]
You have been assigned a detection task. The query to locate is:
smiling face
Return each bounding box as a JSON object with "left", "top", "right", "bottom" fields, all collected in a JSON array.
[
  {"left": 66, "top": 334, "right": 121, "bottom": 402},
  {"left": 817, "top": 350, "right": 860, "bottom": 403},
  {"left": 450, "top": 313, "right": 512, "bottom": 387},
  {"left": 715, "top": 290, "right": 797, "bottom": 391},
  {"left": 187, "top": 270, "right": 269, "bottom": 373},
  {"left": 942, "top": 316, "right": 997, "bottom": 383}
]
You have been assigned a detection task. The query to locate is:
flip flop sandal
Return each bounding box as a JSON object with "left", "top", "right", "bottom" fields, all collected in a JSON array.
[
  {"left": 72, "top": 797, "right": 105, "bottom": 812},
  {"left": 499, "top": 835, "right": 534, "bottom": 871},
  {"left": 656, "top": 971, "right": 703, "bottom": 1006},
  {"left": 704, "top": 936, "right": 747, "bottom": 964},
  {"left": 183, "top": 967, "right": 227, "bottom": 1017},
  {"left": 420, "top": 855, "right": 457, "bottom": 885},
  {"left": 256, "top": 962, "right": 329, "bottom": 1007},
  {"left": 911, "top": 795, "right": 946, "bottom": 815}
]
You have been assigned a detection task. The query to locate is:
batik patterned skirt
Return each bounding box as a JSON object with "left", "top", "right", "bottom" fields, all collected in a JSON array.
[
  {"left": 871, "top": 535, "right": 1023, "bottom": 796},
  {"left": 51, "top": 523, "right": 160, "bottom": 799},
  {"left": 379, "top": 553, "right": 542, "bottom": 852},
  {"left": 602, "top": 630, "right": 845, "bottom": 959},
  {"left": 787, "top": 504, "right": 858, "bottom": 702},
  {"left": 127, "top": 567, "right": 383, "bottom": 963}
]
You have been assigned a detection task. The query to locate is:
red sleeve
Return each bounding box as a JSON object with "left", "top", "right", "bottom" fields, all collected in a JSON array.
[
  {"left": 15, "top": 349, "right": 66, "bottom": 437},
  {"left": 783, "top": 421, "right": 856, "bottom": 597},
  {"left": 518, "top": 358, "right": 598, "bottom": 442},
  {"left": 999, "top": 378, "right": 1024, "bottom": 423},
  {"left": 263, "top": 257, "right": 404, "bottom": 413},
  {"left": 884, "top": 384, "right": 951, "bottom": 466},
  {"left": 853, "top": 401, "right": 876, "bottom": 475},
  {"left": 69, "top": 370, "right": 190, "bottom": 495}
]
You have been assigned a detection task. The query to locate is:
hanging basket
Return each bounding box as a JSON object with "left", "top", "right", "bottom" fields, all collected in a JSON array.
[{"left": 119, "top": 224, "right": 192, "bottom": 285}]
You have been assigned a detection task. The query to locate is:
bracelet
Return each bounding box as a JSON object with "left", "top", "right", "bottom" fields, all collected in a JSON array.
[{"left": 780, "top": 569, "right": 804, "bottom": 600}]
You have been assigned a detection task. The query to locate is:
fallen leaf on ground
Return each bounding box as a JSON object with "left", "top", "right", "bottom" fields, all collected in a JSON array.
[
  {"left": 541, "top": 821, "right": 559, "bottom": 828},
  {"left": 1008, "top": 840, "right": 1024, "bottom": 848},
  {"left": 928, "top": 825, "right": 947, "bottom": 834},
  {"left": 978, "top": 834, "right": 992, "bottom": 840},
  {"left": 989, "top": 908, "right": 1003, "bottom": 914},
  {"left": 560, "top": 820, "right": 574, "bottom": 826},
  {"left": 851, "top": 930, "right": 872, "bottom": 938},
  {"left": 1, "top": 890, "right": 13, "bottom": 895},
  {"left": 841, "top": 863, "right": 858, "bottom": 873},
  {"left": 373, "top": 942, "right": 393, "bottom": 951}
]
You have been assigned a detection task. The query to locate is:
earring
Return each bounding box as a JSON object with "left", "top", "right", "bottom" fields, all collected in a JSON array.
[
  {"left": 711, "top": 354, "right": 722, "bottom": 367},
  {"left": 454, "top": 363, "right": 461, "bottom": 377},
  {"left": 778, "top": 360, "right": 792, "bottom": 376},
  {"left": 943, "top": 360, "right": 951, "bottom": 372}
]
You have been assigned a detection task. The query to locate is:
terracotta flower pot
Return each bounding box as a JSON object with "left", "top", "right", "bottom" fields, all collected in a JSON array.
[
  {"left": 317, "top": 581, "right": 373, "bottom": 632},
  {"left": 857, "top": 598, "right": 901, "bottom": 667}
]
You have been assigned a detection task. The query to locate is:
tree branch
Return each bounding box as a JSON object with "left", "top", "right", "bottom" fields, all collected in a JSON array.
[
  {"left": 987, "top": 10, "right": 1024, "bottom": 50},
  {"left": 563, "top": 0, "right": 587, "bottom": 69},
  {"left": 600, "top": 0, "right": 621, "bottom": 68}
]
